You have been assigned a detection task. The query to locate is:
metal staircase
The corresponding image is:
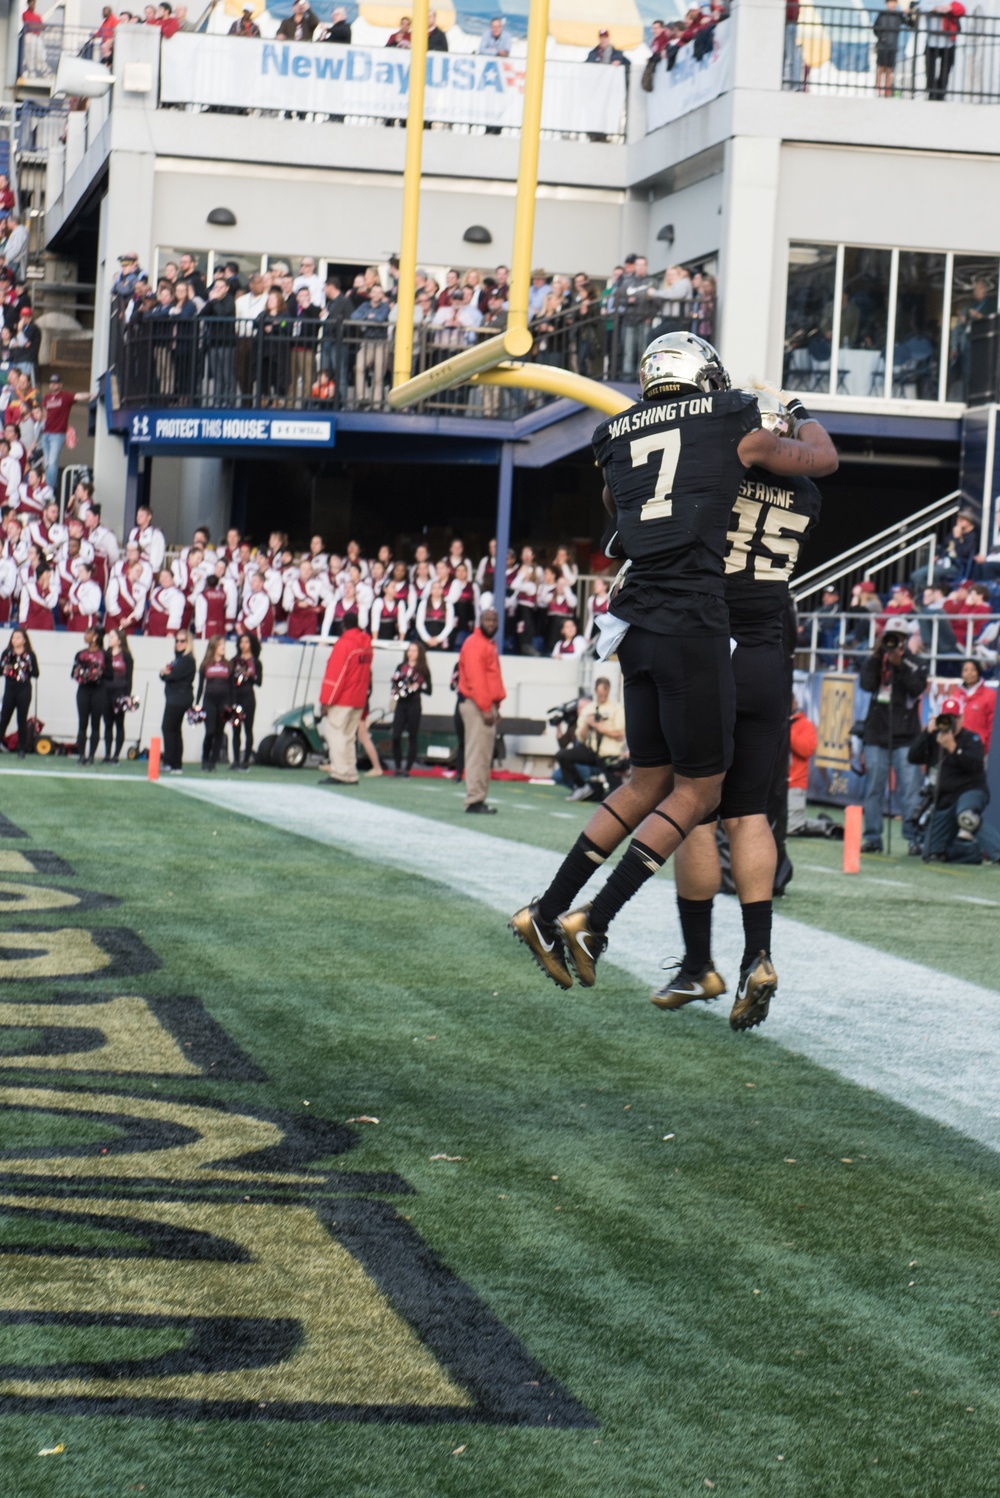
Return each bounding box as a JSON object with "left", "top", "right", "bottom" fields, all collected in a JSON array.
[{"left": 791, "top": 490, "right": 962, "bottom": 607}]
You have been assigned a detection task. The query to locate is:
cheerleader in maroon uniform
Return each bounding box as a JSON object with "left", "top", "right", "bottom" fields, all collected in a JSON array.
[
  {"left": 415, "top": 580, "right": 456, "bottom": 651},
  {"left": 283, "top": 560, "right": 322, "bottom": 639},
  {"left": 584, "top": 577, "right": 610, "bottom": 644},
  {"left": 102, "top": 628, "right": 134, "bottom": 764},
  {"left": 229, "top": 632, "right": 262, "bottom": 770},
  {"left": 0, "top": 627, "right": 38, "bottom": 757},
  {"left": 146, "top": 568, "right": 186, "bottom": 637},
  {"left": 19, "top": 562, "right": 58, "bottom": 630},
  {"left": 543, "top": 572, "right": 578, "bottom": 654},
  {"left": 390, "top": 642, "right": 432, "bottom": 776},
  {"left": 196, "top": 635, "right": 232, "bottom": 772},
  {"left": 71, "top": 625, "right": 106, "bottom": 764}
]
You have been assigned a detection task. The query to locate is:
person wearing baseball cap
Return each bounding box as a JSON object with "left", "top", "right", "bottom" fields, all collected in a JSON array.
[
  {"left": 111, "top": 253, "right": 147, "bottom": 302},
  {"left": 907, "top": 693, "right": 1000, "bottom": 862},
  {"left": 41, "top": 372, "right": 92, "bottom": 479},
  {"left": 858, "top": 627, "right": 929, "bottom": 854}
]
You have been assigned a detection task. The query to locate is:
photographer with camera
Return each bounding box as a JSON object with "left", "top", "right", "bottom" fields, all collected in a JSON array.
[
  {"left": 907, "top": 695, "right": 1000, "bottom": 862},
  {"left": 555, "top": 676, "right": 626, "bottom": 803},
  {"left": 860, "top": 628, "right": 929, "bottom": 853}
]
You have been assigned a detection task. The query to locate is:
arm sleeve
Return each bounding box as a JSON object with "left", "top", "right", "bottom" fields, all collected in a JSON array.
[
  {"left": 907, "top": 729, "right": 933, "bottom": 765},
  {"left": 790, "top": 716, "right": 818, "bottom": 760},
  {"left": 859, "top": 655, "right": 881, "bottom": 693}
]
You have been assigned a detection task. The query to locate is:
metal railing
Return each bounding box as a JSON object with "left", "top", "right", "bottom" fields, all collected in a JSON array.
[
  {"left": 109, "top": 299, "right": 712, "bottom": 417},
  {"left": 796, "top": 608, "right": 1000, "bottom": 676},
  {"left": 784, "top": 7, "right": 1000, "bottom": 103},
  {"left": 792, "top": 490, "right": 962, "bottom": 607},
  {"left": 17, "top": 25, "right": 106, "bottom": 85}
]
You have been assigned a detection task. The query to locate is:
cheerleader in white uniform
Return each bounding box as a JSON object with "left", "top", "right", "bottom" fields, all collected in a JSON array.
[
  {"left": 551, "top": 618, "right": 587, "bottom": 659},
  {"left": 584, "top": 577, "right": 611, "bottom": 644},
  {"left": 551, "top": 546, "right": 579, "bottom": 588},
  {"left": 26, "top": 502, "right": 64, "bottom": 555},
  {"left": 146, "top": 568, "right": 186, "bottom": 638},
  {"left": 411, "top": 560, "right": 434, "bottom": 600},
  {"left": 415, "top": 581, "right": 456, "bottom": 651},
  {"left": 0, "top": 554, "right": 18, "bottom": 626},
  {"left": 104, "top": 563, "right": 147, "bottom": 636},
  {"left": 510, "top": 546, "right": 542, "bottom": 655},
  {"left": 322, "top": 579, "right": 369, "bottom": 638},
  {"left": 102, "top": 628, "right": 135, "bottom": 763},
  {"left": 447, "top": 562, "right": 479, "bottom": 647},
  {"left": 66, "top": 563, "right": 103, "bottom": 632},
  {"left": 544, "top": 573, "right": 578, "bottom": 654},
  {"left": 370, "top": 580, "right": 409, "bottom": 642},
  {"left": 236, "top": 573, "right": 275, "bottom": 642}
]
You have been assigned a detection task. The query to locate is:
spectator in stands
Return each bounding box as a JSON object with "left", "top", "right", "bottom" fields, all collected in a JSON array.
[
  {"left": 587, "top": 27, "right": 625, "bottom": 66},
  {"left": 552, "top": 618, "right": 586, "bottom": 659},
  {"left": 386, "top": 15, "right": 411, "bottom": 47},
  {"left": 620, "top": 255, "right": 654, "bottom": 377},
  {"left": 11, "top": 306, "right": 38, "bottom": 385},
  {"left": 351, "top": 283, "right": 390, "bottom": 408},
  {"left": 277, "top": 1, "right": 320, "bottom": 41},
  {"left": 257, "top": 288, "right": 291, "bottom": 403},
  {"left": 318, "top": 610, "right": 372, "bottom": 786},
  {"left": 20, "top": 1, "right": 50, "bottom": 79},
  {"left": 873, "top": 0, "right": 913, "bottom": 96},
  {"left": 929, "top": 510, "right": 979, "bottom": 588},
  {"left": 0, "top": 626, "right": 38, "bottom": 756},
  {"left": 229, "top": 6, "right": 261, "bottom": 37},
  {"left": 957, "top": 658, "right": 995, "bottom": 753},
  {"left": 325, "top": 6, "right": 351, "bottom": 42},
  {"left": 390, "top": 641, "right": 432, "bottom": 775},
  {"left": 40, "top": 373, "right": 86, "bottom": 479},
  {"left": 810, "top": 583, "right": 843, "bottom": 664},
  {"left": 0, "top": 177, "right": 15, "bottom": 219},
  {"left": 155, "top": 3, "right": 180, "bottom": 38},
  {"left": 228, "top": 633, "right": 262, "bottom": 769},
  {"left": 859, "top": 628, "right": 929, "bottom": 854},
  {"left": 103, "top": 627, "right": 134, "bottom": 763},
  {"left": 457, "top": 607, "right": 504, "bottom": 814},
  {"left": 925, "top": 1, "right": 965, "bottom": 102},
  {"left": 556, "top": 676, "right": 625, "bottom": 801},
  {"left": 416, "top": 578, "right": 455, "bottom": 649},
  {"left": 294, "top": 258, "right": 325, "bottom": 308},
  {"left": 652, "top": 265, "right": 693, "bottom": 334},
  {"left": 177, "top": 252, "right": 207, "bottom": 302},
  {"left": 427, "top": 8, "right": 448, "bottom": 49},
  {"left": 200, "top": 279, "right": 237, "bottom": 397},
  {"left": 130, "top": 505, "right": 166, "bottom": 573},
  {"left": 908, "top": 694, "right": 1000, "bottom": 861}
]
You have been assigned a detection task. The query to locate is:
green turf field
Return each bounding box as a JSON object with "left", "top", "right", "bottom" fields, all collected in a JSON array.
[{"left": 1, "top": 764, "right": 999, "bottom": 1498}]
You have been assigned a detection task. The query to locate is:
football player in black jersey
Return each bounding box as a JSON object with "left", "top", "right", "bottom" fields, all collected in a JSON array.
[
  {"left": 651, "top": 390, "right": 824, "bottom": 1031},
  {"left": 511, "top": 333, "right": 837, "bottom": 993}
]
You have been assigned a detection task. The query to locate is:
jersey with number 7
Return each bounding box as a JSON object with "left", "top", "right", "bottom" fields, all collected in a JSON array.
[{"left": 592, "top": 389, "right": 761, "bottom": 638}]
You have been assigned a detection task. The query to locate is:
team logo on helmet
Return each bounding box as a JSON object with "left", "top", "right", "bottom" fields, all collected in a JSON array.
[{"left": 639, "top": 333, "right": 731, "bottom": 399}]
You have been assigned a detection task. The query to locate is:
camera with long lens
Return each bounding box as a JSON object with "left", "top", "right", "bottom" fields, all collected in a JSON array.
[
  {"left": 935, "top": 713, "right": 956, "bottom": 733},
  {"left": 547, "top": 698, "right": 579, "bottom": 731}
]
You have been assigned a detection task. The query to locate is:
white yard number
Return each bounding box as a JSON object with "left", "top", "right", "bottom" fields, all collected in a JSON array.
[
  {"left": 631, "top": 430, "right": 681, "bottom": 521},
  {"left": 725, "top": 500, "right": 812, "bottom": 580}
]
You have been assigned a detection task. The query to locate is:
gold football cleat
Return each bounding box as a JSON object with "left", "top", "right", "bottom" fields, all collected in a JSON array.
[
  {"left": 510, "top": 902, "right": 573, "bottom": 990},
  {"left": 730, "top": 951, "right": 777, "bottom": 1031},
  {"left": 650, "top": 961, "right": 727, "bottom": 1011},
  {"left": 556, "top": 905, "right": 607, "bottom": 988}
]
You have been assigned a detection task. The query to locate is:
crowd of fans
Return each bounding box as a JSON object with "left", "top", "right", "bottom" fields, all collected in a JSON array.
[
  {"left": 806, "top": 510, "right": 1000, "bottom": 676},
  {"left": 112, "top": 249, "right": 716, "bottom": 407}
]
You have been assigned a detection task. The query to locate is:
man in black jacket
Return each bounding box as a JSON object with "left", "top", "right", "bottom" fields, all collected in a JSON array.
[
  {"left": 199, "top": 281, "right": 237, "bottom": 400},
  {"left": 277, "top": 1, "right": 319, "bottom": 41},
  {"left": 859, "top": 628, "right": 928, "bottom": 853},
  {"left": 908, "top": 693, "right": 1000, "bottom": 861}
]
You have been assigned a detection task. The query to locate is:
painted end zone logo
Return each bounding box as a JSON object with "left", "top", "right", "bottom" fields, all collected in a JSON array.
[
  {"left": 0, "top": 813, "right": 591, "bottom": 1427},
  {"left": 129, "top": 412, "right": 335, "bottom": 448}
]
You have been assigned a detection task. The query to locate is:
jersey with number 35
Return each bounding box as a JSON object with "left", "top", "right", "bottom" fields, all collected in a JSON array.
[
  {"left": 724, "top": 468, "right": 822, "bottom": 646},
  {"left": 592, "top": 389, "right": 760, "bottom": 637}
]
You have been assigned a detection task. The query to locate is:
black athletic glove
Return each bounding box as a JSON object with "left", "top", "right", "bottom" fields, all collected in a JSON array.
[{"left": 785, "top": 397, "right": 811, "bottom": 424}]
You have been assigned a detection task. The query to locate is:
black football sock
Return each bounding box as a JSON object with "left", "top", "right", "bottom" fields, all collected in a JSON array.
[
  {"left": 677, "top": 895, "right": 714, "bottom": 973},
  {"left": 537, "top": 834, "right": 608, "bottom": 923},
  {"left": 740, "top": 900, "right": 773, "bottom": 970},
  {"left": 588, "top": 839, "right": 665, "bottom": 934}
]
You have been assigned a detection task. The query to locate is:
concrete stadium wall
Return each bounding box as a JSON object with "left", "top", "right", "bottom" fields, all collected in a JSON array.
[{"left": 10, "top": 634, "right": 621, "bottom": 767}]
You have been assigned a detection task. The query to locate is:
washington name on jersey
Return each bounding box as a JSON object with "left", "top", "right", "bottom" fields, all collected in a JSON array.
[
  {"left": 724, "top": 467, "right": 822, "bottom": 646},
  {"left": 593, "top": 389, "right": 761, "bottom": 637}
]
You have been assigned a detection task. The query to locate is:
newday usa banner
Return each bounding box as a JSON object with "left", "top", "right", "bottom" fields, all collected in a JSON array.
[
  {"left": 645, "top": 17, "right": 734, "bottom": 132},
  {"left": 159, "top": 35, "right": 625, "bottom": 135}
]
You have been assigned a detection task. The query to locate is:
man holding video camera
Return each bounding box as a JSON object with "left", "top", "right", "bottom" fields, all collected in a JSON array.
[
  {"left": 555, "top": 676, "right": 626, "bottom": 802},
  {"left": 859, "top": 628, "right": 928, "bottom": 853},
  {"left": 907, "top": 694, "right": 1000, "bottom": 862}
]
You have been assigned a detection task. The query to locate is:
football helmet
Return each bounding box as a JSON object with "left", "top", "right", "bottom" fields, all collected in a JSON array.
[
  {"left": 753, "top": 388, "right": 790, "bottom": 435},
  {"left": 639, "top": 332, "right": 731, "bottom": 399}
]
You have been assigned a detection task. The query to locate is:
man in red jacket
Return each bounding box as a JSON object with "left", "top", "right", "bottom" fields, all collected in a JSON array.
[
  {"left": 457, "top": 607, "right": 505, "bottom": 814},
  {"left": 318, "top": 610, "right": 373, "bottom": 785}
]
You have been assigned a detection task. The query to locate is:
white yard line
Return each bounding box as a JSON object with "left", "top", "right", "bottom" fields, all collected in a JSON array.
[{"left": 166, "top": 780, "right": 1000, "bottom": 1154}]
